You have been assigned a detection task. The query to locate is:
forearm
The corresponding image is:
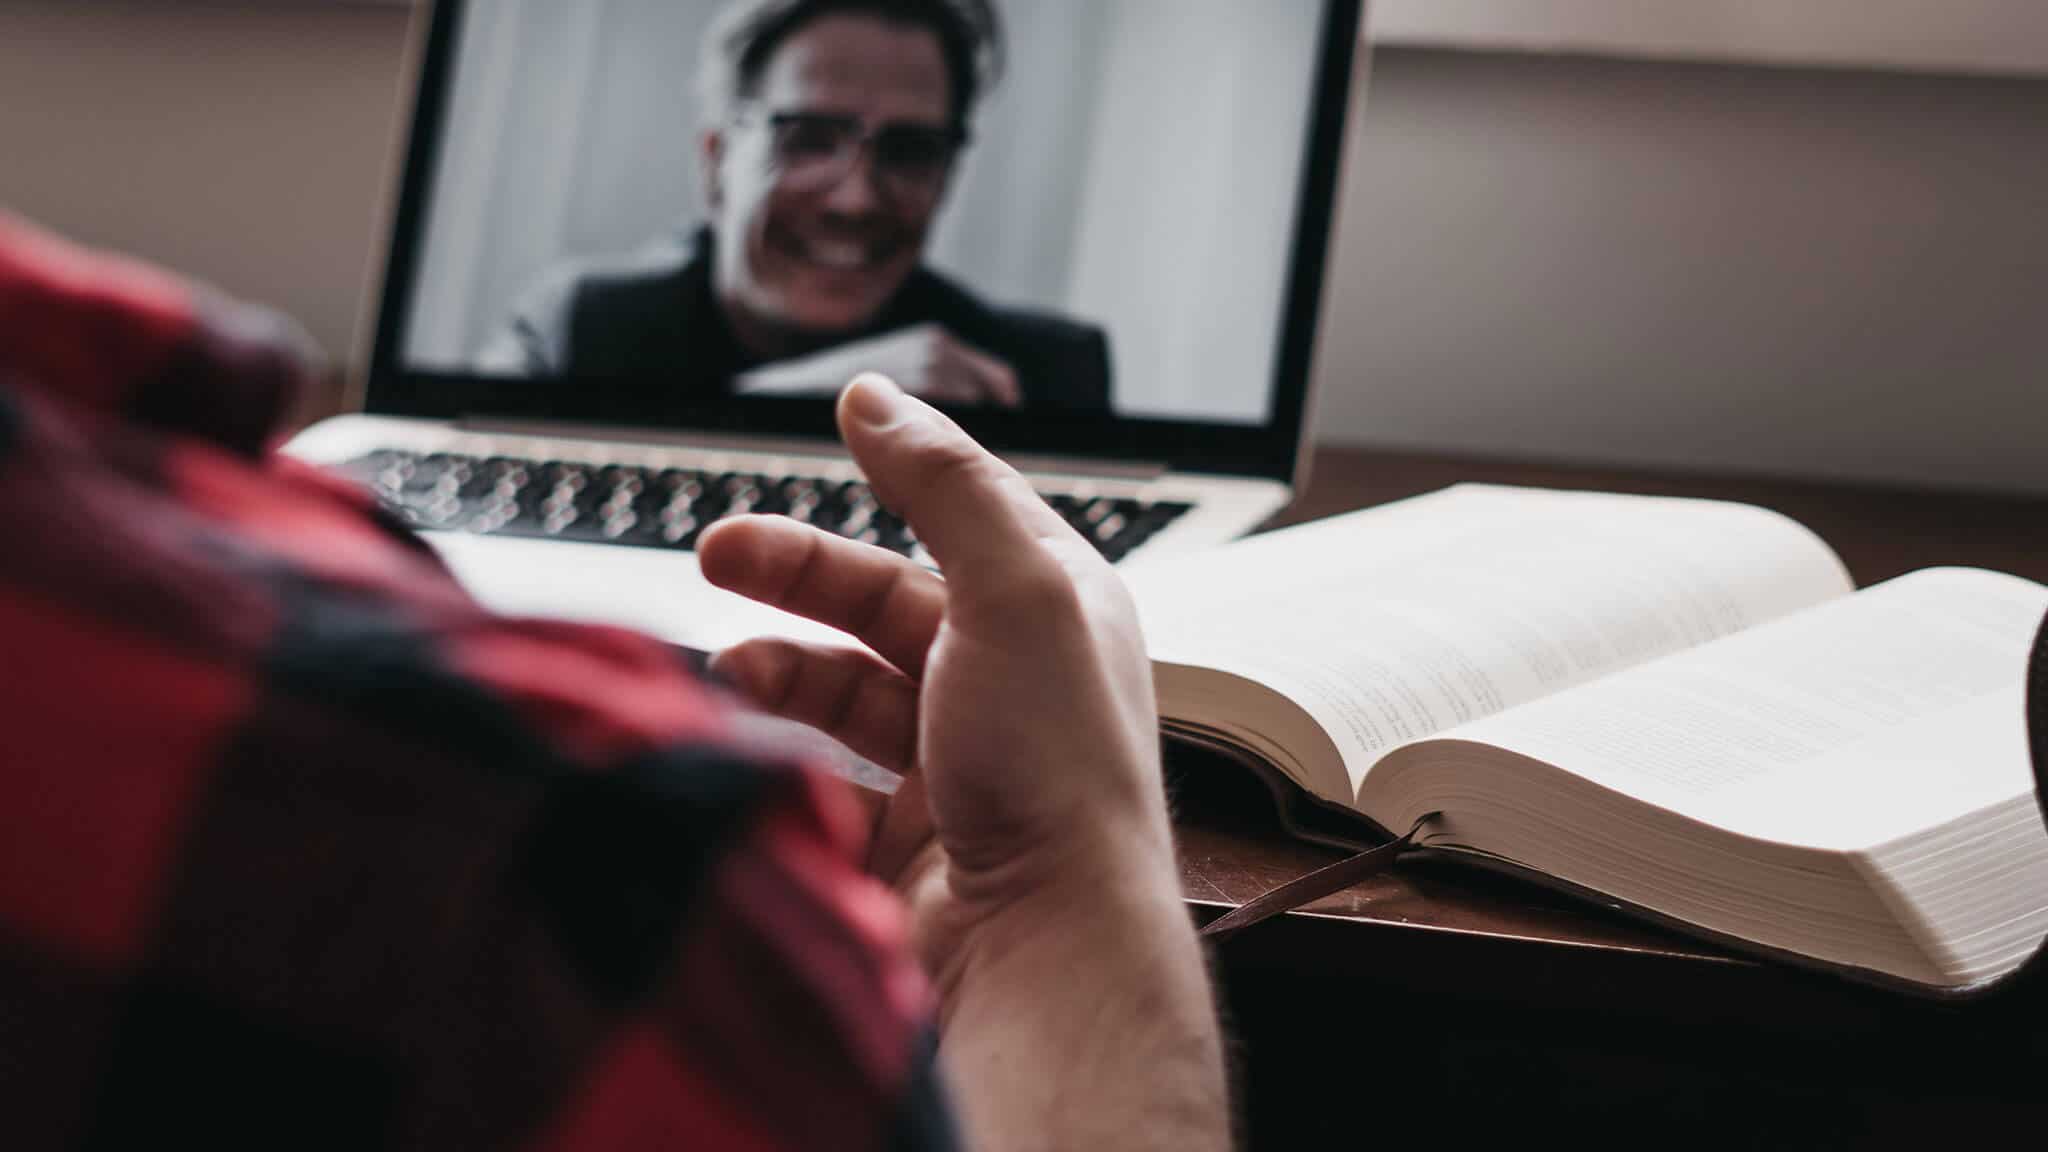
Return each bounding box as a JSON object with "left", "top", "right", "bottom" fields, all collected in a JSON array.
[{"left": 929, "top": 849, "right": 1230, "bottom": 1152}]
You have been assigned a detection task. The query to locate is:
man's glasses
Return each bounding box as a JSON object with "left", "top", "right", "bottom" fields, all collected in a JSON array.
[{"left": 743, "top": 108, "right": 968, "bottom": 205}]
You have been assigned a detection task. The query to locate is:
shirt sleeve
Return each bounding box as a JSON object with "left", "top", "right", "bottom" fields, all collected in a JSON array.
[
  {"left": 0, "top": 212, "right": 957, "bottom": 1152},
  {"left": 0, "top": 210, "right": 311, "bottom": 458},
  {"left": 93, "top": 580, "right": 958, "bottom": 1152},
  {"left": 434, "top": 616, "right": 957, "bottom": 1152}
]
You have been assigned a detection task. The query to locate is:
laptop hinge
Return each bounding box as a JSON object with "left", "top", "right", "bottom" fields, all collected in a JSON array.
[{"left": 451, "top": 418, "right": 1172, "bottom": 482}]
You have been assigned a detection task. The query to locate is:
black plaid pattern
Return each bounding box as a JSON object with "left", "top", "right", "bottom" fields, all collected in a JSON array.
[{"left": 2, "top": 213, "right": 955, "bottom": 1150}]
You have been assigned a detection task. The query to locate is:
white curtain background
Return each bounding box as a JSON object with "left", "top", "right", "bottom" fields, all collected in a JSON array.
[{"left": 406, "top": 0, "right": 1325, "bottom": 423}]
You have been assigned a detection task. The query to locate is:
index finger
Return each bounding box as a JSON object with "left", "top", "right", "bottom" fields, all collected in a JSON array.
[
  {"left": 837, "top": 374, "right": 1087, "bottom": 592},
  {"left": 698, "top": 514, "right": 945, "bottom": 678}
]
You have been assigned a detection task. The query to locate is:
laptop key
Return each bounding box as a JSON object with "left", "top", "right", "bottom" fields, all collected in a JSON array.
[{"left": 338, "top": 451, "right": 1191, "bottom": 563}]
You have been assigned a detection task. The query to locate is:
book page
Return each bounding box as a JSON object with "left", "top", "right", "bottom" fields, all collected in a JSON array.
[
  {"left": 1444, "top": 568, "right": 2048, "bottom": 849},
  {"left": 1129, "top": 485, "right": 1853, "bottom": 796}
]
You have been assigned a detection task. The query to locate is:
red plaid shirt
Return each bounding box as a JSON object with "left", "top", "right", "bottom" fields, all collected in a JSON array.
[{"left": 0, "top": 213, "right": 955, "bottom": 1151}]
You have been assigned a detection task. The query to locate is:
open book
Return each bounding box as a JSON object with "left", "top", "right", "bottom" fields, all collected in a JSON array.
[{"left": 1124, "top": 485, "right": 2048, "bottom": 997}]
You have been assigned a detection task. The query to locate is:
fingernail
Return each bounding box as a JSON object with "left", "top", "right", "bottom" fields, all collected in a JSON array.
[{"left": 844, "top": 374, "right": 908, "bottom": 429}]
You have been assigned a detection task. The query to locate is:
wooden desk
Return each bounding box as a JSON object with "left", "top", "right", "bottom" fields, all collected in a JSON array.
[{"left": 1180, "top": 446, "right": 2048, "bottom": 1146}]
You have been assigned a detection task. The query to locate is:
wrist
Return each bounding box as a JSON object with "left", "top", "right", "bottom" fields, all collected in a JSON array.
[
  {"left": 943, "top": 796, "right": 1180, "bottom": 916},
  {"left": 921, "top": 830, "right": 1228, "bottom": 1152},
  {"left": 923, "top": 814, "right": 1192, "bottom": 1014}
]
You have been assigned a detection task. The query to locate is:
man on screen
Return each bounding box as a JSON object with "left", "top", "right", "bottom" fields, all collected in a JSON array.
[{"left": 481, "top": 0, "right": 1113, "bottom": 412}]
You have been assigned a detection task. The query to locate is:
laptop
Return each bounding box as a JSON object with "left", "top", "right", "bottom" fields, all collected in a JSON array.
[{"left": 286, "top": 0, "right": 1365, "bottom": 655}]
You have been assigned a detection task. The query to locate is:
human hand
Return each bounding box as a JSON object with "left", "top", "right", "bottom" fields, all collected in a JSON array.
[
  {"left": 698, "top": 374, "right": 1224, "bottom": 1152},
  {"left": 698, "top": 372, "right": 1175, "bottom": 960},
  {"left": 733, "top": 324, "right": 1024, "bottom": 409}
]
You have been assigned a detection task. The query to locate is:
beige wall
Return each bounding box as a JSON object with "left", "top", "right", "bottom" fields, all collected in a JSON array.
[
  {"left": 1371, "top": 0, "right": 2048, "bottom": 77},
  {"left": 2, "top": 3, "right": 2043, "bottom": 494},
  {"left": 0, "top": 1, "right": 413, "bottom": 374},
  {"left": 1314, "top": 49, "right": 2048, "bottom": 494}
]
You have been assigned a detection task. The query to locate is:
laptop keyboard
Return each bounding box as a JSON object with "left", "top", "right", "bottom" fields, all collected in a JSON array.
[{"left": 339, "top": 450, "right": 1192, "bottom": 564}]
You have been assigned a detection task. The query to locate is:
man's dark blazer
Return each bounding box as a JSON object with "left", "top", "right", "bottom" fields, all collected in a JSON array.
[{"left": 482, "top": 230, "right": 1114, "bottom": 415}]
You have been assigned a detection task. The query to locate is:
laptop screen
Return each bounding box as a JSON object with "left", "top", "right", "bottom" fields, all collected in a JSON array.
[{"left": 369, "top": 0, "right": 1361, "bottom": 480}]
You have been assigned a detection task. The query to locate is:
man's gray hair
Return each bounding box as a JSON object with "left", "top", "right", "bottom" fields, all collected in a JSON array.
[{"left": 699, "top": 0, "right": 1004, "bottom": 129}]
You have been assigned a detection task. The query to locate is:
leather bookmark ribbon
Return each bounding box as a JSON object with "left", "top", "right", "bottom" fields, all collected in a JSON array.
[{"left": 1200, "top": 815, "right": 1435, "bottom": 943}]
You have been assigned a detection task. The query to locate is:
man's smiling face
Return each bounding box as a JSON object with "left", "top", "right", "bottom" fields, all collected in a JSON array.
[{"left": 705, "top": 13, "right": 957, "bottom": 345}]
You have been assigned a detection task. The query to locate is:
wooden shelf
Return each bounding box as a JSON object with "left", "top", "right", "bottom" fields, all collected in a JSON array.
[{"left": 1368, "top": 0, "right": 2048, "bottom": 78}]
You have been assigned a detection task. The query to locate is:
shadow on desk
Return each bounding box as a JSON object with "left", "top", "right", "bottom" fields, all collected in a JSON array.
[{"left": 1169, "top": 730, "right": 2048, "bottom": 1148}]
